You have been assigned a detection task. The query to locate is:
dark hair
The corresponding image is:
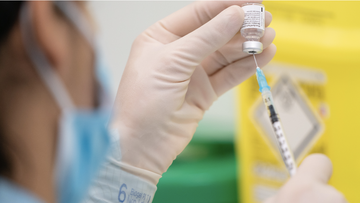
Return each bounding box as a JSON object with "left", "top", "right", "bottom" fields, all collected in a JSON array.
[
  {"left": 0, "top": 1, "right": 23, "bottom": 177},
  {"left": 0, "top": 1, "right": 23, "bottom": 46}
]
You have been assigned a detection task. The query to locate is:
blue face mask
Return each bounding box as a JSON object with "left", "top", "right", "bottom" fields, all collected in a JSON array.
[{"left": 20, "top": 2, "right": 113, "bottom": 203}]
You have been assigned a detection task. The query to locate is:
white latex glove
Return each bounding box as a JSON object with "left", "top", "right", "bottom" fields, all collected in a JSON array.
[
  {"left": 264, "top": 154, "right": 348, "bottom": 203},
  {"left": 112, "top": 1, "right": 276, "bottom": 184}
]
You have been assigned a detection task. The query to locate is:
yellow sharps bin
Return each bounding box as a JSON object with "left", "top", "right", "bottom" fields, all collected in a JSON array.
[{"left": 236, "top": 1, "right": 360, "bottom": 202}]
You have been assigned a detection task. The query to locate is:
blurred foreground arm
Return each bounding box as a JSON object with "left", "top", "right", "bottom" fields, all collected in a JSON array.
[{"left": 264, "top": 154, "right": 347, "bottom": 203}]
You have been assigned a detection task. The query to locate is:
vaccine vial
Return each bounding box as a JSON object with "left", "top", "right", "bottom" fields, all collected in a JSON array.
[{"left": 240, "top": 3, "right": 265, "bottom": 54}]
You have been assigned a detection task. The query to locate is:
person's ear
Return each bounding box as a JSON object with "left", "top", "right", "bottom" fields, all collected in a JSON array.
[{"left": 29, "top": 1, "right": 69, "bottom": 71}]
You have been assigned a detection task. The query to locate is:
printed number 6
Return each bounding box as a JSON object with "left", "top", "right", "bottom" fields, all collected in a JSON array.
[{"left": 118, "top": 183, "right": 127, "bottom": 203}]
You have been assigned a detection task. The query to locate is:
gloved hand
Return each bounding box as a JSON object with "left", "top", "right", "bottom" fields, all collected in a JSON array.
[
  {"left": 264, "top": 154, "right": 347, "bottom": 203},
  {"left": 111, "top": 1, "right": 276, "bottom": 184}
]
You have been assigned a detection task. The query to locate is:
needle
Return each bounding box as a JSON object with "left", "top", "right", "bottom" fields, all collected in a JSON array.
[{"left": 253, "top": 54, "right": 259, "bottom": 68}]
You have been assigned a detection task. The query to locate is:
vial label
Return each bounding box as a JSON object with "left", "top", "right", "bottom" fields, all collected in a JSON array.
[{"left": 241, "top": 5, "right": 265, "bottom": 30}]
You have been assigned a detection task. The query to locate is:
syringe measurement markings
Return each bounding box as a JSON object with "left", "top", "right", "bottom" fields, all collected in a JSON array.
[
  {"left": 265, "top": 102, "right": 296, "bottom": 175},
  {"left": 272, "top": 121, "right": 296, "bottom": 175}
]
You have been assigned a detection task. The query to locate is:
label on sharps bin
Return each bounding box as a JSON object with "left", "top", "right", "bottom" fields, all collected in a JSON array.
[
  {"left": 253, "top": 75, "right": 323, "bottom": 161},
  {"left": 241, "top": 5, "right": 265, "bottom": 30},
  {"left": 252, "top": 65, "right": 326, "bottom": 163}
]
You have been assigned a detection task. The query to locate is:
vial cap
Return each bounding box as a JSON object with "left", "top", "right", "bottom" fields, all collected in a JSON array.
[{"left": 242, "top": 41, "right": 263, "bottom": 54}]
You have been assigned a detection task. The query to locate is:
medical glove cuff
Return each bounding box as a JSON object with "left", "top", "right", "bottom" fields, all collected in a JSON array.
[{"left": 117, "top": 162, "right": 162, "bottom": 185}]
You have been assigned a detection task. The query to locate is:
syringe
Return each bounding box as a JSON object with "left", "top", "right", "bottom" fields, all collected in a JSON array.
[{"left": 253, "top": 54, "right": 297, "bottom": 177}]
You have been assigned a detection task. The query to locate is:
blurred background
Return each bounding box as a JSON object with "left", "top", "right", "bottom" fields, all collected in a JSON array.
[{"left": 88, "top": 1, "right": 360, "bottom": 203}]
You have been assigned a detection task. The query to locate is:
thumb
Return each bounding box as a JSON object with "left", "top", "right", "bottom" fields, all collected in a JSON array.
[
  {"left": 171, "top": 5, "right": 244, "bottom": 65},
  {"left": 296, "top": 154, "right": 333, "bottom": 184}
]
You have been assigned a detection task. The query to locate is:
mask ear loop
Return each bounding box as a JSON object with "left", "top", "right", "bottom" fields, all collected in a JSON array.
[
  {"left": 54, "top": 2, "right": 95, "bottom": 48},
  {"left": 54, "top": 2, "right": 112, "bottom": 110},
  {"left": 19, "top": 3, "right": 75, "bottom": 111}
]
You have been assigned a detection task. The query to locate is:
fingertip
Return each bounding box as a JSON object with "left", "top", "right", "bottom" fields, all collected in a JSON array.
[
  {"left": 265, "top": 11, "right": 273, "bottom": 27},
  {"left": 236, "top": 5, "right": 245, "bottom": 19},
  {"left": 261, "top": 27, "right": 276, "bottom": 49},
  {"left": 237, "top": 6, "right": 245, "bottom": 27},
  {"left": 264, "top": 43, "right": 277, "bottom": 59},
  {"left": 303, "top": 153, "right": 333, "bottom": 171},
  {"left": 272, "top": 43, "right": 277, "bottom": 53},
  {"left": 226, "top": 5, "right": 245, "bottom": 30},
  {"left": 266, "top": 27, "right": 276, "bottom": 38},
  {"left": 298, "top": 154, "right": 333, "bottom": 183},
  {"left": 171, "top": 4, "right": 247, "bottom": 65}
]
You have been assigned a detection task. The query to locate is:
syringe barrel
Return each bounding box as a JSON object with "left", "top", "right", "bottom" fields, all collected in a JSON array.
[{"left": 261, "top": 90, "right": 297, "bottom": 176}]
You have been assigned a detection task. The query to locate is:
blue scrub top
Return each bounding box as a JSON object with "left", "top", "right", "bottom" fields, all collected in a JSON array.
[{"left": 0, "top": 177, "right": 43, "bottom": 203}]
